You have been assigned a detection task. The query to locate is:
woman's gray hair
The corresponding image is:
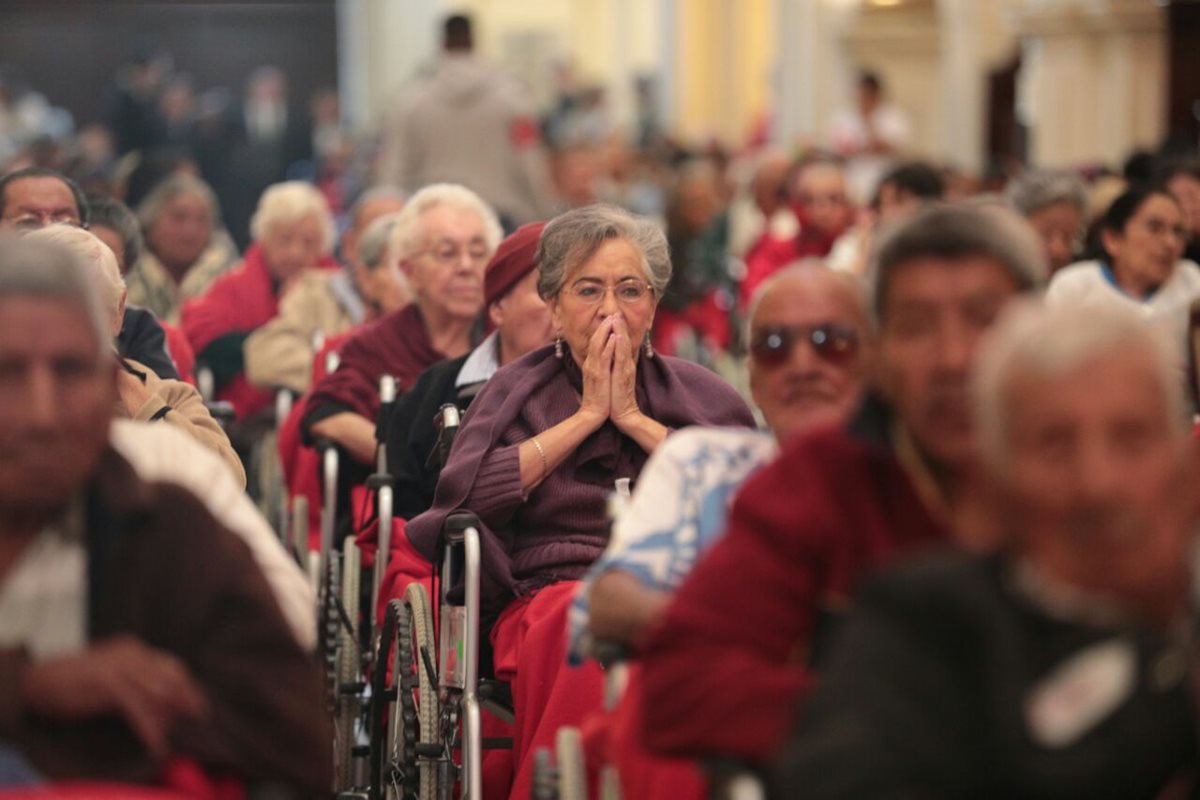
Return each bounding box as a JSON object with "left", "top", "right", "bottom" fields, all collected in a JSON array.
[
  {"left": 359, "top": 212, "right": 402, "bottom": 270},
  {"left": 87, "top": 194, "right": 144, "bottom": 269},
  {"left": 137, "top": 174, "right": 221, "bottom": 232},
  {"left": 249, "top": 181, "right": 336, "bottom": 252},
  {"left": 536, "top": 204, "right": 671, "bottom": 300},
  {"left": 388, "top": 183, "right": 503, "bottom": 264},
  {"left": 973, "top": 299, "right": 1189, "bottom": 470},
  {"left": 0, "top": 234, "right": 111, "bottom": 354},
  {"left": 867, "top": 203, "right": 1047, "bottom": 326},
  {"left": 1004, "top": 169, "right": 1087, "bottom": 218}
]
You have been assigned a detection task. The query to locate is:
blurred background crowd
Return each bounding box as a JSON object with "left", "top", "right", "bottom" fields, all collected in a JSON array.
[{"left": 1, "top": 0, "right": 1196, "bottom": 379}]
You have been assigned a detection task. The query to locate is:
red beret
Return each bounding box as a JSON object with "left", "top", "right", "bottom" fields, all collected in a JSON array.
[{"left": 485, "top": 221, "right": 546, "bottom": 309}]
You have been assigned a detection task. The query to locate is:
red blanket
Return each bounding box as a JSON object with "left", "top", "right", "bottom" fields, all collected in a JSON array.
[{"left": 181, "top": 245, "right": 336, "bottom": 417}]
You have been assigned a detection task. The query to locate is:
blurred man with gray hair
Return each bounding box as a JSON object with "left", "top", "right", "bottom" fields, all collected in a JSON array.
[
  {"left": 641, "top": 203, "right": 1046, "bottom": 763},
  {"left": 772, "top": 300, "right": 1198, "bottom": 799},
  {"left": 0, "top": 235, "right": 328, "bottom": 792}
]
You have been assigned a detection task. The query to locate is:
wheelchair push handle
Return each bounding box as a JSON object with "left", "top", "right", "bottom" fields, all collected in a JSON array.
[
  {"left": 443, "top": 510, "right": 481, "bottom": 542},
  {"left": 434, "top": 403, "right": 461, "bottom": 471}
]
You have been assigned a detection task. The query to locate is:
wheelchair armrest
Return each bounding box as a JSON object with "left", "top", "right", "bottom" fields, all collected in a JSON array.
[{"left": 433, "top": 403, "right": 461, "bottom": 471}]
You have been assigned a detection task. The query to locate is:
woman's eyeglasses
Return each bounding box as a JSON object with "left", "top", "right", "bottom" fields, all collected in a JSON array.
[
  {"left": 418, "top": 241, "right": 492, "bottom": 266},
  {"left": 749, "top": 323, "right": 859, "bottom": 367},
  {"left": 568, "top": 279, "right": 651, "bottom": 306}
]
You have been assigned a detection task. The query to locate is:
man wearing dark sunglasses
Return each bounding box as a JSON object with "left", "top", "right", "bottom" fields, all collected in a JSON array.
[
  {"left": 567, "top": 262, "right": 869, "bottom": 800},
  {"left": 640, "top": 203, "right": 1047, "bottom": 766}
]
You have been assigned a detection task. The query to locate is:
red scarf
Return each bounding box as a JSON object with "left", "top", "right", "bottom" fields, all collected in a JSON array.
[{"left": 304, "top": 303, "right": 444, "bottom": 421}]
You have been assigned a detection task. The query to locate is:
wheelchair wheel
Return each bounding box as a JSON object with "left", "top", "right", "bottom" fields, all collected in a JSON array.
[
  {"left": 373, "top": 584, "right": 438, "bottom": 800},
  {"left": 392, "top": 583, "right": 438, "bottom": 800},
  {"left": 318, "top": 549, "right": 343, "bottom": 788},
  {"left": 335, "top": 539, "right": 363, "bottom": 787}
]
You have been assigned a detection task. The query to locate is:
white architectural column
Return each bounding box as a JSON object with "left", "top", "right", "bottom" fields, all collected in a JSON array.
[
  {"left": 774, "top": 0, "right": 857, "bottom": 149},
  {"left": 1018, "top": 0, "right": 1167, "bottom": 167},
  {"left": 336, "top": 0, "right": 445, "bottom": 132},
  {"left": 937, "top": 0, "right": 985, "bottom": 174}
]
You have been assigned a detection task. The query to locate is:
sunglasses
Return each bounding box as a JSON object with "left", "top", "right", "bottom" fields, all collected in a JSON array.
[{"left": 749, "top": 323, "right": 859, "bottom": 367}]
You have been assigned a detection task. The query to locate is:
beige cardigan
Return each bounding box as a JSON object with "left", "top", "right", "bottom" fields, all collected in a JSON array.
[
  {"left": 119, "top": 358, "right": 247, "bottom": 488},
  {"left": 243, "top": 269, "right": 358, "bottom": 394}
]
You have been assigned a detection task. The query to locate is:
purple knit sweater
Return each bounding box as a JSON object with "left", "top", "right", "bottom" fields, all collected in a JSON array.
[{"left": 406, "top": 344, "right": 755, "bottom": 611}]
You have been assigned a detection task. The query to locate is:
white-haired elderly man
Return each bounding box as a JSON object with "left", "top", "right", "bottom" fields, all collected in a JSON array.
[
  {"left": 0, "top": 235, "right": 328, "bottom": 792},
  {"left": 24, "top": 225, "right": 245, "bottom": 486},
  {"left": 181, "top": 180, "right": 339, "bottom": 419},
  {"left": 244, "top": 188, "right": 407, "bottom": 395},
  {"left": 771, "top": 301, "right": 1199, "bottom": 799},
  {"left": 301, "top": 182, "right": 502, "bottom": 464},
  {"left": 20, "top": 225, "right": 315, "bottom": 650},
  {"left": 641, "top": 203, "right": 1047, "bottom": 764}
]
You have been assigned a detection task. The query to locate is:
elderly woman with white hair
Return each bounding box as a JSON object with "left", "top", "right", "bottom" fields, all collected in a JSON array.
[
  {"left": 244, "top": 193, "right": 407, "bottom": 395},
  {"left": 1004, "top": 169, "right": 1088, "bottom": 273},
  {"left": 181, "top": 181, "right": 338, "bottom": 418},
  {"left": 405, "top": 203, "right": 754, "bottom": 800},
  {"left": 300, "top": 183, "right": 502, "bottom": 464},
  {"left": 127, "top": 174, "right": 239, "bottom": 324},
  {"left": 772, "top": 300, "right": 1199, "bottom": 799},
  {"left": 25, "top": 224, "right": 246, "bottom": 486}
]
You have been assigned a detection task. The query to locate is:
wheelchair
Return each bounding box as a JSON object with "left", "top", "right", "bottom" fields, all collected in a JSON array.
[
  {"left": 364, "top": 403, "right": 520, "bottom": 800},
  {"left": 315, "top": 368, "right": 394, "bottom": 796},
  {"left": 309, "top": 367, "right": 500, "bottom": 799}
]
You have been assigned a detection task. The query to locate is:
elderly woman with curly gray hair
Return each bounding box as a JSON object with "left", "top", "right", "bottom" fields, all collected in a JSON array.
[{"left": 406, "top": 203, "right": 754, "bottom": 800}]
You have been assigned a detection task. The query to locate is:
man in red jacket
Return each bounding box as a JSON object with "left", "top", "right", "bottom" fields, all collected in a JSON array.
[{"left": 639, "top": 202, "right": 1047, "bottom": 764}]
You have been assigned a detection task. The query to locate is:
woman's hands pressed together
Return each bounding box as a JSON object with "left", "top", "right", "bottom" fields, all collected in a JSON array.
[
  {"left": 520, "top": 312, "right": 666, "bottom": 490},
  {"left": 576, "top": 313, "right": 643, "bottom": 433}
]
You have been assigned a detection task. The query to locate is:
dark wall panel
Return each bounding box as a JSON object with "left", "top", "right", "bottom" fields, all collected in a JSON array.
[
  {"left": 0, "top": 1, "right": 338, "bottom": 128},
  {"left": 1167, "top": 0, "right": 1200, "bottom": 149}
]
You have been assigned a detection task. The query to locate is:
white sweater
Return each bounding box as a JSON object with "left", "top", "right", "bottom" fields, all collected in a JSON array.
[
  {"left": 109, "top": 420, "right": 315, "bottom": 650},
  {"left": 1045, "top": 259, "right": 1200, "bottom": 364}
]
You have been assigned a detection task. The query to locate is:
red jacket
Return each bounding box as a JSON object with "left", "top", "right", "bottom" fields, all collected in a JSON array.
[
  {"left": 639, "top": 402, "right": 948, "bottom": 762},
  {"left": 739, "top": 225, "right": 841, "bottom": 309},
  {"left": 181, "top": 244, "right": 336, "bottom": 418}
]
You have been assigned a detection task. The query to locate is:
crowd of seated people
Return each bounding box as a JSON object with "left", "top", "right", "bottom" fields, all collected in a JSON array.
[{"left": 3, "top": 17, "right": 1200, "bottom": 798}]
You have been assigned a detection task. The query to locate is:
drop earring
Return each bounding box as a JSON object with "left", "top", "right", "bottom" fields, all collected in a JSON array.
[
  {"left": 554, "top": 335, "right": 564, "bottom": 359},
  {"left": 643, "top": 334, "right": 654, "bottom": 359}
]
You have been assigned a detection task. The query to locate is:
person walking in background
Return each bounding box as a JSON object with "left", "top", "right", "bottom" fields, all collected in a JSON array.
[{"left": 375, "top": 14, "right": 556, "bottom": 229}]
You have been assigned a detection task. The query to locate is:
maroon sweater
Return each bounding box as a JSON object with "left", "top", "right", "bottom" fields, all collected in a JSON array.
[
  {"left": 639, "top": 399, "right": 948, "bottom": 763},
  {"left": 302, "top": 303, "right": 444, "bottom": 435},
  {"left": 406, "top": 344, "right": 755, "bottom": 612},
  {"left": 0, "top": 449, "right": 329, "bottom": 793}
]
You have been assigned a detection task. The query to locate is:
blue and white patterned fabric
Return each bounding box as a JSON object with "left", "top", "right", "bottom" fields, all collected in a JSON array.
[{"left": 567, "top": 426, "right": 777, "bottom": 662}]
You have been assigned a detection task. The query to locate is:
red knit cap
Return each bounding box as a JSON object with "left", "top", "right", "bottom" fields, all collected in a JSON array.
[{"left": 484, "top": 221, "right": 546, "bottom": 309}]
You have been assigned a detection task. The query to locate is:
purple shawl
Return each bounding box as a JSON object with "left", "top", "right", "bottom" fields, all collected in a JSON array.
[{"left": 405, "top": 343, "right": 755, "bottom": 609}]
